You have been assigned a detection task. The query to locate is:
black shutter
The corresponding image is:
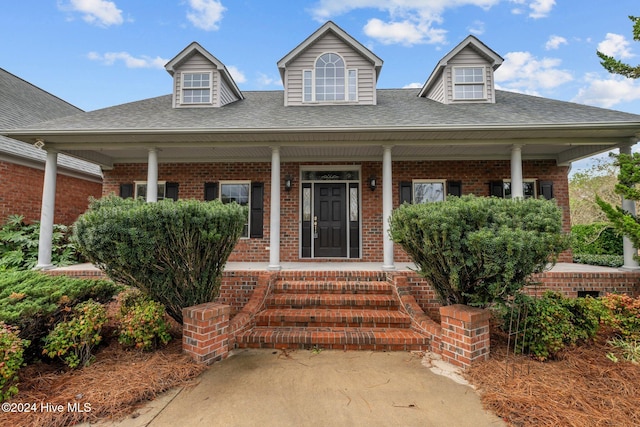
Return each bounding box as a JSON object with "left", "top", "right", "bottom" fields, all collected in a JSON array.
[
  {"left": 204, "top": 182, "right": 218, "bottom": 201},
  {"left": 399, "top": 181, "right": 412, "bottom": 204},
  {"left": 539, "top": 180, "right": 554, "bottom": 200},
  {"left": 120, "top": 183, "right": 134, "bottom": 199},
  {"left": 250, "top": 182, "right": 264, "bottom": 238},
  {"left": 447, "top": 181, "right": 462, "bottom": 197},
  {"left": 165, "top": 182, "right": 179, "bottom": 201},
  {"left": 490, "top": 181, "right": 504, "bottom": 198}
]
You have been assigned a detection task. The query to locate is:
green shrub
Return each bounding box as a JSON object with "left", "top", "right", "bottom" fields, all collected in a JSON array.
[
  {"left": 118, "top": 291, "right": 171, "bottom": 351},
  {"left": 0, "top": 271, "right": 120, "bottom": 358},
  {"left": 389, "top": 195, "right": 568, "bottom": 306},
  {"left": 73, "top": 196, "right": 247, "bottom": 323},
  {"left": 499, "top": 292, "right": 600, "bottom": 361},
  {"left": 571, "top": 222, "right": 623, "bottom": 255},
  {"left": 572, "top": 253, "right": 624, "bottom": 268},
  {"left": 0, "top": 215, "right": 82, "bottom": 270},
  {"left": 0, "top": 322, "right": 28, "bottom": 402},
  {"left": 42, "top": 300, "right": 107, "bottom": 368}
]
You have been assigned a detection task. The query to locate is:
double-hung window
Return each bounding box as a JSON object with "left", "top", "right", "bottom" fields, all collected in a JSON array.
[
  {"left": 503, "top": 179, "right": 536, "bottom": 199},
  {"left": 135, "top": 181, "right": 166, "bottom": 200},
  {"left": 182, "top": 72, "right": 211, "bottom": 104},
  {"left": 453, "top": 67, "right": 485, "bottom": 100},
  {"left": 220, "top": 181, "right": 250, "bottom": 238},
  {"left": 413, "top": 180, "right": 446, "bottom": 203},
  {"left": 303, "top": 53, "right": 357, "bottom": 102}
]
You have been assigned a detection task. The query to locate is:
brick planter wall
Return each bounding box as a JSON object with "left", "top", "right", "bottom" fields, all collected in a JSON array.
[
  {"left": 182, "top": 303, "right": 231, "bottom": 365},
  {"left": 439, "top": 304, "right": 491, "bottom": 368}
]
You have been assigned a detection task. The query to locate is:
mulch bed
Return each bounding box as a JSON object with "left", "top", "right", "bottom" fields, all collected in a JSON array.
[
  {"left": 465, "top": 330, "right": 640, "bottom": 427},
  {"left": 1, "top": 314, "right": 207, "bottom": 427}
]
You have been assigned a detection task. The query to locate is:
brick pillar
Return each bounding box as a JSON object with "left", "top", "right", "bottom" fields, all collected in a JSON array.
[
  {"left": 439, "top": 304, "right": 490, "bottom": 369},
  {"left": 183, "top": 303, "right": 231, "bottom": 365}
]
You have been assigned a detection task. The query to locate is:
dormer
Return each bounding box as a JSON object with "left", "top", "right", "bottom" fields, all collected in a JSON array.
[
  {"left": 277, "top": 21, "right": 383, "bottom": 106},
  {"left": 165, "top": 42, "right": 243, "bottom": 108},
  {"left": 419, "top": 35, "right": 503, "bottom": 104}
]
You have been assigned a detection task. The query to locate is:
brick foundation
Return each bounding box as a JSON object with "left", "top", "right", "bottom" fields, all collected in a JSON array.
[
  {"left": 439, "top": 305, "right": 491, "bottom": 368},
  {"left": 182, "top": 303, "right": 231, "bottom": 365}
]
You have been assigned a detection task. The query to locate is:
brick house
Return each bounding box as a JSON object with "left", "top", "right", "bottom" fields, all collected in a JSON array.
[
  {"left": 0, "top": 68, "right": 102, "bottom": 225},
  {"left": 5, "top": 21, "right": 640, "bottom": 270}
]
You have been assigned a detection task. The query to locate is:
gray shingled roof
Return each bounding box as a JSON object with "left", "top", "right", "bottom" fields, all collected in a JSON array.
[
  {"left": 0, "top": 68, "right": 102, "bottom": 178},
  {"left": 17, "top": 88, "right": 640, "bottom": 132}
]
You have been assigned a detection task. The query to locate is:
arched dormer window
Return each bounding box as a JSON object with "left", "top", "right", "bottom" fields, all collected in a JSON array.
[{"left": 303, "top": 53, "right": 357, "bottom": 103}]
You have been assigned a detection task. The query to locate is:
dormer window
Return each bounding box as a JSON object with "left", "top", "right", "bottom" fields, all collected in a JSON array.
[
  {"left": 182, "top": 72, "right": 212, "bottom": 104},
  {"left": 303, "top": 53, "right": 357, "bottom": 103},
  {"left": 453, "top": 67, "right": 486, "bottom": 100}
]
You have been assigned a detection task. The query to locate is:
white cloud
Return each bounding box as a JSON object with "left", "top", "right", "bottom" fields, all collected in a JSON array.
[
  {"left": 545, "top": 35, "right": 567, "bottom": 50},
  {"left": 468, "top": 20, "right": 485, "bottom": 35},
  {"left": 403, "top": 82, "right": 423, "bottom": 89},
  {"left": 495, "top": 51, "right": 573, "bottom": 94},
  {"left": 597, "top": 33, "right": 634, "bottom": 59},
  {"left": 59, "top": 0, "right": 123, "bottom": 27},
  {"left": 257, "top": 73, "right": 283, "bottom": 87},
  {"left": 226, "top": 66, "right": 246, "bottom": 84},
  {"left": 572, "top": 74, "right": 640, "bottom": 108},
  {"left": 87, "top": 51, "right": 168, "bottom": 69},
  {"left": 310, "top": 0, "right": 500, "bottom": 46},
  {"left": 186, "top": 0, "right": 225, "bottom": 31},
  {"left": 509, "top": 0, "right": 555, "bottom": 19}
]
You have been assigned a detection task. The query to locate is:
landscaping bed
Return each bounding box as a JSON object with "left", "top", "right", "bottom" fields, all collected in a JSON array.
[{"left": 466, "top": 329, "right": 640, "bottom": 427}]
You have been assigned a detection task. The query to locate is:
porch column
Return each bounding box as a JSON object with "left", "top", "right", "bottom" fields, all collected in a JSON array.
[
  {"left": 268, "top": 146, "right": 281, "bottom": 271},
  {"left": 382, "top": 145, "right": 395, "bottom": 270},
  {"left": 146, "top": 148, "right": 158, "bottom": 202},
  {"left": 36, "top": 148, "right": 58, "bottom": 270},
  {"left": 619, "top": 143, "right": 639, "bottom": 270},
  {"left": 510, "top": 144, "right": 524, "bottom": 199}
]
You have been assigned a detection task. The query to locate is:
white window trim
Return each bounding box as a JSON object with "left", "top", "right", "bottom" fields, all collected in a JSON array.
[
  {"left": 219, "top": 180, "right": 251, "bottom": 239},
  {"left": 302, "top": 53, "right": 358, "bottom": 104},
  {"left": 503, "top": 178, "right": 537, "bottom": 199},
  {"left": 180, "top": 71, "right": 213, "bottom": 105},
  {"left": 412, "top": 179, "right": 447, "bottom": 203},
  {"left": 134, "top": 181, "right": 166, "bottom": 200},
  {"left": 452, "top": 66, "right": 487, "bottom": 101}
]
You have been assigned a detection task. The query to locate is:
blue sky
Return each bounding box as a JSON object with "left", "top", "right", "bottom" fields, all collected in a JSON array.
[{"left": 1, "top": 1, "right": 640, "bottom": 171}]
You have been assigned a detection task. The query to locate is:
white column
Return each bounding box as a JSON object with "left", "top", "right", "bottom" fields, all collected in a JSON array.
[
  {"left": 510, "top": 145, "right": 524, "bottom": 199},
  {"left": 619, "top": 143, "right": 639, "bottom": 270},
  {"left": 36, "top": 149, "right": 58, "bottom": 270},
  {"left": 147, "top": 148, "right": 158, "bottom": 202},
  {"left": 268, "top": 146, "right": 281, "bottom": 271},
  {"left": 382, "top": 145, "right": 395, "bottom": 270}
]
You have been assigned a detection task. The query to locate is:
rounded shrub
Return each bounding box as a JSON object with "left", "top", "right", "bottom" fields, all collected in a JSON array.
[
  {"left": 571, "top": 222, "right": 623, "bottom": 255},
  {"left": 390, "top": 195, "right": 568, "bottom": 307},
  {"left": 118, "top": 290, "right": 172, "bottom": 351},
  {"left": 73, "top": 196, "right": 248, "bottom": 323}
]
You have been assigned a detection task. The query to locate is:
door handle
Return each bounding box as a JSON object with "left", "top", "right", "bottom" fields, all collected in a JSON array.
[{"left": 313, "top": 216, "right": 318, "bottom": 238}]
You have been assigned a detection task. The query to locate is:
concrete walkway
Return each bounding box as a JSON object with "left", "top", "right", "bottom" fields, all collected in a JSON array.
[{"left": 89, "top": 349, "right": 505, "bottom": 427}]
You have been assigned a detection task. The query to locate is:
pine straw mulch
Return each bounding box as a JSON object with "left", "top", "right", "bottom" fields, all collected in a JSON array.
[
  {"left": 1, "top": 309, "right": 207, "bottom": 427},
  {"left": 465, "top": 329, "right": 640, "bottom": 427}
]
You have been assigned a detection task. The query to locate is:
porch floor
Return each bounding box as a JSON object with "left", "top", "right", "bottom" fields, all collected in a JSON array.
[{"left": 52, "top": 262, "right": 623, "bottom": 273}]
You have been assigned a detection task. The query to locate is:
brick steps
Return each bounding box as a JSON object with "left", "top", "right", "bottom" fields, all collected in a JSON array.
[
  {"left": 236, "top": 276, "right": 429, "bottom": 352},
  {"left": 255, "top": 308, "right": 411, "bottom": 328},
  {"left": 237, "top": 327, "right": 428, "bottom": 351}
]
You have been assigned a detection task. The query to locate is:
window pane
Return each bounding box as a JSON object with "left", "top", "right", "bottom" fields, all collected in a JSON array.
[
  {"left": 220, "top": 183, "right": 249, "bottom": 237},
  {"left": 348, "top": 70, "right": 357, "bottom": 101},
  {"left": 414, "top": 183, "right": 444, "bottom": 203},
  {"left": 350, "top": 187, "right": 358, "bottom": 221},
  {"left": 454, "top": 84, "right": 484, "bottom": 99},
  {"left": 315, "top": 53, "right": 345, "bottom": 101},
  {"left": 454, "top": 67, "right": 484, "bottom": 83},
  {"left": 303, "top": 70, "right": 312, "bottom": 102}
]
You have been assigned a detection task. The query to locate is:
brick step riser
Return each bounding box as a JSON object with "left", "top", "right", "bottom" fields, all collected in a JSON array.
[
  {"left": 237, "top": 342, "right": 428, "bottom": 351},
  {"left": 255, "top": 320, "right": 412, "bottom": 328},
  {"left": 273, "top": 282, "right": 392, "bottom": 295},
  {"left": 266, "top": 297, "right": 397, "bottom": 308}
]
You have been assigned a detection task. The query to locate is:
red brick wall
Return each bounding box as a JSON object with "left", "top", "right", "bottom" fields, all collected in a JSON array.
[
  {"left": 103, "top": 159, "right": 570, "bottom": 263},
  {"left": 0, "top": 160, "right": 102, "bottom": 225}
]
